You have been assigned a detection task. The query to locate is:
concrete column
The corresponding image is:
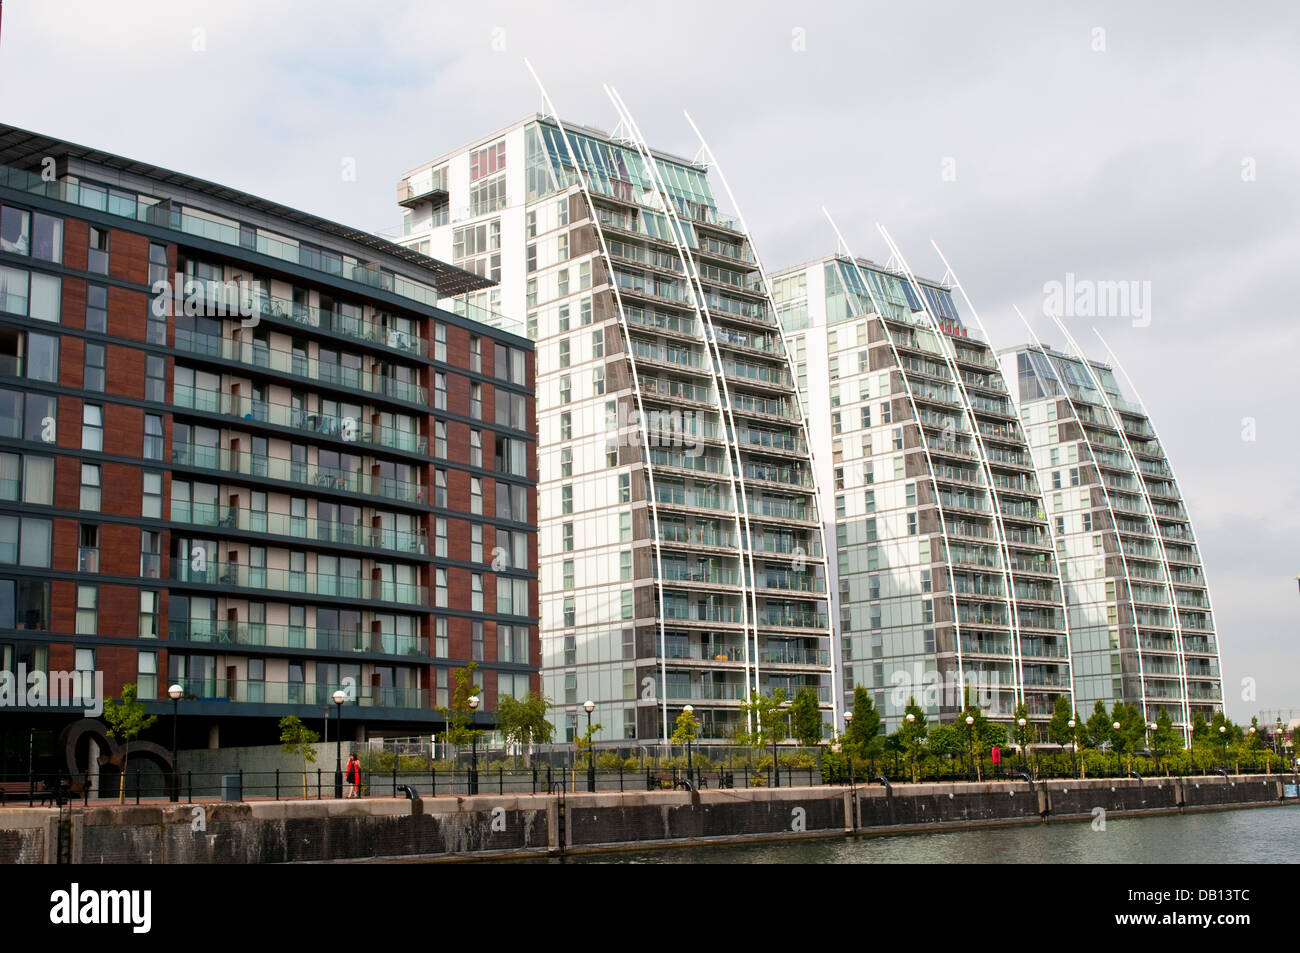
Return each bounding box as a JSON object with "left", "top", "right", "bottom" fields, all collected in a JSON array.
[{"left": 208, "top": 723, "right": 220, "bottom": 749}]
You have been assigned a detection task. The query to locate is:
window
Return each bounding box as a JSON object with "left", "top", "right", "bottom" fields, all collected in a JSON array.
[
  {"left": 144, "top": 414, "right": 163, "bottom": 460},
  {"left": 78, "top": 523, "right": 100, "bottom": 572},
  {"left": 560, "top": 447, "right": 572, "bottom": 477},
  {"left": 435, "top": 569, "right": 448, "bottom": 607},
  {"left": 470, "top": 383, "right": 482, "bottom": 420},
  {"left": 471, "top": 573, "right": 483, "bottom": 612},
  {"left": 620, "top": 550, "right": 632, "bottom": 581},
  {"left": 618, "top": 473, "right": 630, "bottom": 503},
  {"left": 561, "top": 484, "right": 573, "bottom": 514},
  {"left": 563, "top": 597, "right": 575, "bottom": 627},
  {"left": 563, "top": 559, "right": 575, "bottom": 590},
  {"left": 85, "top": 284, "right": 107, "bottom": 333},
  {"left": 593, "top": 366, "right": 605, "bottom": 395},
  {"left": 881, "top": 401, "right": 892, "bottom": 424},
  {"left": 470, "top": 429, "right": 482, "bottom": 468},
  {"left": 471, "top": 524, "right": 483, "bottom": 562},
  {"left": 592, "top": 329, "right": 604, "bottom": 359},
  {"left": 435, "top": 420, "right": 447, "bottom": 458},
  {"left": 560, "top": 412, "right": 572, "bottom": 440},
  {"left": 137, "top": 650, "right": 158, "bottom": 699},
  {"left": 75, "top": 585, "right": 98, "bottom": 635},
  {"left": 82, "top": 404, "right": 103, "bottom": 451},
  {"left": 560, "top": 375, "right": 571, "bottom": 404},
  {"left": 470, "top": 477, "right": 482, "bottom": 515},
  {"left": 88, "top": 227, "right": 109, "bottom": 274},
  {"left": 860, "top": 406, "right": 872, "bottom": 429},
  {"left": 26, "top": 332, "right": 58, "bottom": 382},
  {"left": 139, "top": 590, "right": 159, "bottom": 638},
  {"left": 562, "top": 522, "right": 573, "bottom": 552},
  {"left": 434, "top": 322, "right": 447, "bottom": 362},
  {"left": 619, "top": 512, "right": 631, "bottom": 542},
  {"left": 80, "top": 464, "right": 101, "bottom": 510},
  {"left": 435, "top": 469, "right": 447, "bottom": 507},
  {"left": 138, "top": 531, "right": 162, "bottom": 579},
  {"left": 471, "top": 620, "right": 484, "bottom": 661},
  {"left": 621, "top": 590, "right": 633, "bottom": 620},
  {"left": 559, "top": 339, "right": 570, "bottom": 368},
  {"left": 145, "top": 355, "right": 165, "bottom": 402},
  {"left": 907, "top": 512, "right": 918, "bottom": 535},
  {"left": 434, "top": 372, "right": 447, "bottom": 410}
]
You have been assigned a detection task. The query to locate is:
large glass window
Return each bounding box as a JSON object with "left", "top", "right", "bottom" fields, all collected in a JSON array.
[{"left": 26, "top": 332, "right": 58, "bottom": 382}]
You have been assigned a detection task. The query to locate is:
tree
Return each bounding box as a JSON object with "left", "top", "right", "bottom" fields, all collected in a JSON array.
[
  {"left": 1085, "top": 699, "right": 1112, "bottom": 752},
  {"left": 957, "top": 704, "right": 991, "bottom": 780},
  {"left": 893, "top": 696, "right": 927, "bottom": 782},
  {"left": 279, "top": 715, "right": 320, "bottom": 797},
  {"left": 739, "top": 689, "right": 788, "bottom": 747},
  {"left": 496, "top": 691, "right": 554, "bottom": 767},
  {"left": 1190, "top": 711, "right": 1210, "bottom": 750},
  {"left": 670, "top": 708, "right": 699, "bottom": 745},
  {"left": 926, "top": 724, "right": 963, "bottom": 760},
  {"left": 436, "top": 662, "right": 483, "bottom": 748},
  {"left": 790, "top": 686, "right": 823, "bottom": 746},
  {"left": 103, "top": 684, "right": 157, "bottom": 804},
  {"left": 1150, "top": 707, "right": 1180, "bottom": 776},
  {"left": 1047, "top": 695, "right": 1074, "bottom": 747},
  {"left": 844, "top": 685, "right": 883, "bottom": 763},
  {"left": 1110, "top": 701, "right": 1146, "bottom": 772},
  {"left": 1012, "top": 702, "right": 1035, "bottom": 772}
]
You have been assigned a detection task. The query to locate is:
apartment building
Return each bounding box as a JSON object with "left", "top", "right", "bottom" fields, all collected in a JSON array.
[
  {"left": 0, "top": 124, "right": 537, "bottom": 779},
  {"left": 398, "top": 115, "right": 833, "bottom": 743},
  {"left": 774, "top": 255, "right": 1073, "bottom": 732}
]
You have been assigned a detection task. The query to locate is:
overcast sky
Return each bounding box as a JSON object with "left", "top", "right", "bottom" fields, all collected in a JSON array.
[{"left": 2, "top": 0, "right": 1295, "bottom": 723}]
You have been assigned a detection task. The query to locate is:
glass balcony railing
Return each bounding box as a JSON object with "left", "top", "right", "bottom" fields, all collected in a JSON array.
[
  {"left": 169, "top": 676, "right": 426, "bottom": 709},
  {"left": 172, "top": 444, "right": 423, "bottom": 505},
  {"left": 167, "top": 619, "right": 428, "bottom": 656},
  {"left": 655, "top": 564, "right": 742, "bottom": 586},
  {"left": 656, "top": 524, "right": 739, "bottom": 550},
  {"left": 173, "top": 384, "right": 427, "bottom": 456},
  {"left": 661, "top": 602, "right": 745, "bottom": 625},
  {"left": 171, "top": 500, "right": 427, "bottom": 554},
  {"left": 757, "top": 571, "right": 825, "bottom": 594},
  {"left": 169, "top": 558, "right": 426, "bottom": 606},
  {"left": 762, "top": 607, "right": 828, "bottom": 630},
  {"left": 173, "top": 329, "right": 427, "bottom": 406},
  {"left": 0, "top": 164, "right": 445, "bottom": 315}
]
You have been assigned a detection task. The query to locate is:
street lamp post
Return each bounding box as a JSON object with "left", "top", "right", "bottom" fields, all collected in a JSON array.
[
  {"left": 583, "top": 700, "right": 596, "bottom": 792},
  {"left": 843, "top": 710, "right": 854, "bottom": 783},
  {"left": 168, "top": 684, "right": 183, "bottom": 802},
  {"left": 965, "top": 714, "right": 976, "bottom": 781},
  {"left": 906, "top": 712, "right": 917, "bottom": 782},
  {"left": 1067, "top": 718, "right": 1078, "bottom": 779},
  {"left": 1248, "top": 726, "right": 1257, "bottom": 773},
  {"left": 332, "top": 689, "right": 346, "bottom": 798},
  {"left": 468, "top": 694, "right": 480, "bottom": 795},
  {"left": 1219, "top": 724, "right": 1228, "bottom": 774},
  {"left": 683, "top": 704, "right": 694, "bottom": 789},
  {"left": 1112, "top": 721, "right": 1121, "bottom": 777},
  {"left": 1147, "top": 722, "right": 1158, "bottom": 775},
  {"left": 1017, "top": 717, "right": 1028, "bottom": 775},
  {"left": 774, "top": 699, "right": 791, "bottom": 788}
]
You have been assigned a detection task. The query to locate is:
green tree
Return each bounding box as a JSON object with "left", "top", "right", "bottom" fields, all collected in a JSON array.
[
  {"left": 670, "top": 707, "right": 699, "bottom": 745},
  {"left": 279, "top": 715, "right": 320, "bottom": 798},
  {"left": 1047, "top": 695, "right": 1074, "bottom": 746},
  {"left": 1085, "top": 699, "right": 1112, "bottom": 752},
  {"left": 844, "top": 685, "right": 883, "bottom": 763},
  {"left": 103, "top": 683, "right": 157, "bottom": 804},
  {"left": 790, "top": 686, "right": 823, "bottom": 746},
  {"left": 893, "top": 696, "right": 927, "bottom": 782},
  {"left": 926, "top": 724, "right": 963, "bottom": 759},
  {"left": 1190, "top": 711, "right": 1210, "bottom": 749},
  {"left": 495, "top": 691, "right": 554, "bottom": 767},
  {"left": 1011, "top": 702, "right": 1035, "bottom": 772},
  {"left": 957, "top": 705, "right": 992, "bottom": 780},
  {"left": 739, "top": 690, "right": 788, "bottom": 747},
  {"left": 1110, "top": 701, "right": 1146, "bottom": 773},
  {"left": 1150, "top": 707, "right": 1180, "bottom": 776},
  {"left": 437, "top": 662, "right": 483, "bottom": 748}
]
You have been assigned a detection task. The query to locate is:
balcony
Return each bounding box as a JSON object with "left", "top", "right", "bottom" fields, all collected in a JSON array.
[
  {"left": 174, "top": 329, "right": 427, "bottom": 407},
  {"left": 172, "top": 444, "right": 423, "bottom": 505},
  {"left": 169, "top": 677, "right": 427, "bottom": 709},
  {"left": 167, "top": 620, "right": 428, "bottom": 657},
  {"left": 169, "top": 558, "right": 426, "bottom": 607},
  {"left": 172, "top": 501, "right": 427, "bottom": 555},
  {"left": 173, "top": 384, "right": 427, "bottom": 457}
]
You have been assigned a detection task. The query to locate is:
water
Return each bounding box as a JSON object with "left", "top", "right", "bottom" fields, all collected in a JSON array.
[{"left": 544, "top": 805, "right": 1300, "bottom": 864}]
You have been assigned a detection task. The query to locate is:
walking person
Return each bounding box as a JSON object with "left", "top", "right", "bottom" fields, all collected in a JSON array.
[{"left": 345, "top": 753, "right": 361, "bottom": 798}]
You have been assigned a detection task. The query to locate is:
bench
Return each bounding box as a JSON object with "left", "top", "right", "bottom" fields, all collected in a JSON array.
[{"left": 0, "top": 780, "right": 34, "bottom": 805}]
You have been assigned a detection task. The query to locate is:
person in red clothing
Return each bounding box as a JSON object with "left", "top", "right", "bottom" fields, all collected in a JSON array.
[{"left": 345, "top": 753, "right": 361, "bottom": 798}]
